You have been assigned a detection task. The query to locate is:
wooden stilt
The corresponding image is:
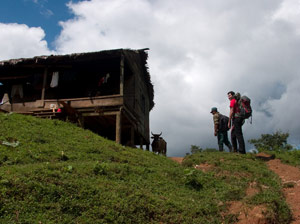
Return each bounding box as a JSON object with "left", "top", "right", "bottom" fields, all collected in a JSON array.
[
  {"left": 78, "top": 115, "right": 84, "bottom": 128},
  {"left": 116, "top": 112, "right": 121, "bottom": 144},
  {"left": 40, "top": 68, "right": 48, "bottom": 107},
  {"left": 140, "top": 136, "right": 143, "bottom": 149},
  {"left": 130, "top": 127, "right": 135, "bottom": 146}
]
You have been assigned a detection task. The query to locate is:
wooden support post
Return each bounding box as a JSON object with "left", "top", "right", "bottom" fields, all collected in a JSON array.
[
  {"left": 140, "top": 136, "right": 143, "bottom": 149},
  {"left": 130, "top": 127, "right": 135, "bottom": 146},
  {"left": 41, "top": 68, "right": 48, "bottom": 105},
  {"left": 120, "top": 54, "right": 124, "bottom": 96},
  {"left": 78, "top": 115, "right": 84, "bottom": 128},
  {"left": 116, "top": 111, "right": 121, "bottom": 144}
]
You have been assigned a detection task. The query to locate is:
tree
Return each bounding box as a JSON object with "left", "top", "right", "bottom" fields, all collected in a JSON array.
[{"left": 248, "top": 131, "right": 293, "bottom": 152}]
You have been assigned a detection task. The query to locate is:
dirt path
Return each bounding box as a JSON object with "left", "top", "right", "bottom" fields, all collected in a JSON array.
[
  {"left": 267, "top": 159, "right": 300, "bottom": 224},
  {"left": 169, "top": 155, "right": 300, "bottom": 224}
]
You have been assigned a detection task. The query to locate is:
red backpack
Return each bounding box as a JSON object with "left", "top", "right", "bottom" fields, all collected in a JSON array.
[{"left": 238, "top": 95, "right": 252, "bottom": 121}]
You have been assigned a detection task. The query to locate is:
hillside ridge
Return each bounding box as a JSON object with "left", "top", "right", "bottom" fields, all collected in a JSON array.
[{"left": 0, "top": 112, "right": 294, "bottom": 223}]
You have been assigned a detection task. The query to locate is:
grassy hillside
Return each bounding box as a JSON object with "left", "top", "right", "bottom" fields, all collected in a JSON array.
[{"left": 0, "top": 113, "right": 292, "bottom": 223}]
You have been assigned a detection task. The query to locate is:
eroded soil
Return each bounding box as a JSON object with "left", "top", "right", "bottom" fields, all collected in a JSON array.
[
  {"left": 169, "top": 155, "right": 300, "bottom": 224},
  {"left": 267, "top": 159, "right": 300, "bottom": 224}
]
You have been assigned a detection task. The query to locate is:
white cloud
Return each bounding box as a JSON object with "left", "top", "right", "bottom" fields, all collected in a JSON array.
[
  {"left": 52, "top": 0, "right": 300, "bottom": 155},
  {"left": 273, "top": 0, "right": 300, "bottom": 34},
  {"left": 0, "top": 23, "right": 51, "bottom": 60},
  {"left": 41, "top": 8, "right": 54, "bottom": 18},
  {"left": 28, "top": 0, "right": 54, "bottom": 18},
  {"left": 2, "top": 0, "right": 300, "bottom": 156}
]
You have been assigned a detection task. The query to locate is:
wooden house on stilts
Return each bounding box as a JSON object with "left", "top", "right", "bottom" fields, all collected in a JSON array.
[{"left": 0, "top": 49, "right": 154, "bottom": 149}]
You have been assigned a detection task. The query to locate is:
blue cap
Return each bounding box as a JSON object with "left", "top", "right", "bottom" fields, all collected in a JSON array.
[{"left": 210, "top": 107, "right": 218, "bottom": 113}]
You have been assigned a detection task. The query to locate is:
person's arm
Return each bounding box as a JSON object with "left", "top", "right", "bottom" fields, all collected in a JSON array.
[
  {"left": 213, "top": 114, "right": 219, "bottom": 136},
  {"left": 228, "top": 107, "right": 234, "bottom": 129},
  {"left": 214, "top": 123, "right": 218, "bottom": 136}
]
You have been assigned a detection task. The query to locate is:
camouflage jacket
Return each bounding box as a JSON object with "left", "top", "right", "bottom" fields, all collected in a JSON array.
[{"left": 213, "top": 112, "right": 219, "bottom": 126}]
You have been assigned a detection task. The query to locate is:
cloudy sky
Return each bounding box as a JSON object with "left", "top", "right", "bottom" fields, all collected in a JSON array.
[{"left": 1, "top": 0, "right": 300, "bottom": 156}]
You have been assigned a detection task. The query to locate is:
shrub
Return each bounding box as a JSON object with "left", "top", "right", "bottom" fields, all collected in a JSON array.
[{"left": 248, "top": 131, "right": 293, "bottom": 152}]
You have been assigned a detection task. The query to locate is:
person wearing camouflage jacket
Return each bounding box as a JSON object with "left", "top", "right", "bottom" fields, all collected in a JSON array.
[{"left": 211, "top": 107, "right": 232, "bottom": 152}]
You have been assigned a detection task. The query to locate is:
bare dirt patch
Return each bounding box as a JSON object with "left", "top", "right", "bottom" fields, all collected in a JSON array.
[
  {"left": 226, "top": 181, "right": 268, "bottom": 224},
  {"left": 267, "top": 159, "right": 300, "bottom": 224},
  {"left": 194, "top": 163, "right": 214, "bottom": 172},
  {"left": 245, "top": 181, "right": 260, "bottom": 197},
  {"left": 169, "top": 157, "right": 184, "bottom": 164},
  {"left": 227, "top": 201, "right": 268, "bottom": 224}
]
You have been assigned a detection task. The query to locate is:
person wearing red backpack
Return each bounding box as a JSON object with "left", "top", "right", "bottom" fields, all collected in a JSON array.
[{"left": 227, "top": 91, "right": 246, "bottom": 154}]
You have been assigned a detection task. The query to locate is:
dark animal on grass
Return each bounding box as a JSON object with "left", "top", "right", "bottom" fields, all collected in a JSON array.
[{"left": 151, "top": 132, "right": 167, "bottom": 156}]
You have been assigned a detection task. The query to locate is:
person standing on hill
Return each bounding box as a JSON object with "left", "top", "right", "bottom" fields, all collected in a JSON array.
[
  {"left": 211, "top": 107, "right": 233, "bottom": 152},
  {"left": 227, "top": 91, "right": 246, "bottom": 154}
]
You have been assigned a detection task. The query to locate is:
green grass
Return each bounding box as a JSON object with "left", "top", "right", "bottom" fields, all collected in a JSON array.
[
  {"left": 183, "top": 152, "right": 292, "bottom": 223},
  {"left": 0, "top": 113, "right": 293, "bottom": 223}
]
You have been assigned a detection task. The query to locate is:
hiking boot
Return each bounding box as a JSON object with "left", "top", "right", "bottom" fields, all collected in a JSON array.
[
  {"left": 228, "top": 145, "right": 233, "bottom": 153},
  {"left": 219, "top": 145, "right": 224, "bottom": 152}
]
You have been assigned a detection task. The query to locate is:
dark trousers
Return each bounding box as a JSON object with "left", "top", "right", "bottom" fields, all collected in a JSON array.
[
  {"left": 217, "top": 131, "right": 232, "bottom": 152},
  {"left": 231, "top": 117, "right": 246, "bottom": 154}
]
